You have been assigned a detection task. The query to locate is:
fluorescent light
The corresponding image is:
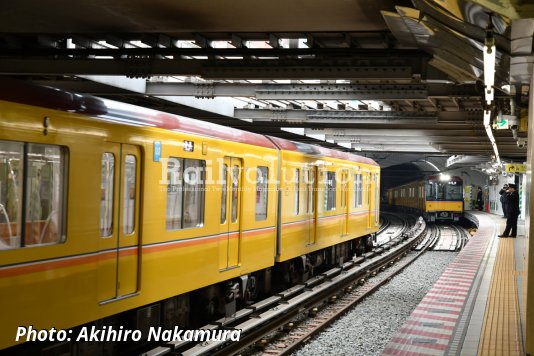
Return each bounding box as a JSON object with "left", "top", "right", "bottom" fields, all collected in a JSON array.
[{"left": 483, "top": 44, "right": 496, "bottom": 105}]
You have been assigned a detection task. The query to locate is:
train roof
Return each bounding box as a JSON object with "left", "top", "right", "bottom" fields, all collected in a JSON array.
[
  {"left": 0, "top": 77, "right": 378, "bottom": 166},
  {"left": 387, "top": 174, "right": 463, "bottom": 190},
  {"left": 268, "top": 136, "right": 378, "bottom": 166}
]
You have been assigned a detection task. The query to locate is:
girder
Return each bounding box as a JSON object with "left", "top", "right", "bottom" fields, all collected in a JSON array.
[
  {"left": 144, "top": 82, "right": 483, "bottom": 100},
  {"left": 0, "top": 59, "right": 416, "bottom": 79},
  {"left": 234, "top": 108, "right": 482, "bottom": 124}
]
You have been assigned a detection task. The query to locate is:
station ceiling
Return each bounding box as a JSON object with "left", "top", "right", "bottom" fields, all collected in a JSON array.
[{"left": 1, "top": 0, "right": 532, "bottom": 169}]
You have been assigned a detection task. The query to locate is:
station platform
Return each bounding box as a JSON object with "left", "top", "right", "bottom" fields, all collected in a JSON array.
[{"left": 383, "top": 212, "right": 526, "bottom": 356}]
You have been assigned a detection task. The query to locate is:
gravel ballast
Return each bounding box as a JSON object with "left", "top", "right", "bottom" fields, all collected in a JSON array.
[{"left": 293, "top": 251, "right": 458, "bottom": 356}]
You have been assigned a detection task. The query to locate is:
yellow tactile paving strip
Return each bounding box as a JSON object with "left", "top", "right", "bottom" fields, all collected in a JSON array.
[{"left": 478, "top": 238, "right": 524, "bottom": 355}]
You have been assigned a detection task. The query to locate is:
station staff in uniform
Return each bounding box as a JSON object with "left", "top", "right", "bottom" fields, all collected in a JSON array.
[{"left": 499, "top": 183, "right": 519, "bottom": 238}]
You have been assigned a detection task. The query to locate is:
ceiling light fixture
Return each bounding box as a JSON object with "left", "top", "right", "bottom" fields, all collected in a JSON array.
[{"left": 483, "top": 16, "right": 496, "bottom": 105}]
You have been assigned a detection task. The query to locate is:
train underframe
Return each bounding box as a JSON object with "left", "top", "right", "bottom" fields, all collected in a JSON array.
[{"left": 4, "top": 234, "right": 375, "bottom": 356}]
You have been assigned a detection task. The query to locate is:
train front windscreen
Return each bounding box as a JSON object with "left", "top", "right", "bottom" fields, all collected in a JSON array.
[{"left": 426, "top": 179, "right": 463, "bottom": 201}]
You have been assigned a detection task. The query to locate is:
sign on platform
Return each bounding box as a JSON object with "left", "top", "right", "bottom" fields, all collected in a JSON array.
[{"left": 504, "top": 163, "right": 526, "bottom": 173}]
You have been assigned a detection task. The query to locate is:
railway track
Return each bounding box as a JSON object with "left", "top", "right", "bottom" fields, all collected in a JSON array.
[
  {"left": 141, "top": 216, "right": 469, "bottom": 356},
  {"left": 418, "top": 223, "right": 470, "bottom": 251},
  {"left": 141, "top": 215, "right": 427, "bottom": 356}
]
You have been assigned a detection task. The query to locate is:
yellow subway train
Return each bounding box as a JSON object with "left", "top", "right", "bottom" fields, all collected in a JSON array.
[
  {"left": 0, "top": 79, "right": 380, "bottom": 354},
  {"left": 387, "top": 175, "right": 463, "bottom": 221}
]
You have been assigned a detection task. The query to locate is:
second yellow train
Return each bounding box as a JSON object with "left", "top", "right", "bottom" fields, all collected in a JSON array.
[{"left": 387, "top": 175, "right": 463, "bottom": 221}]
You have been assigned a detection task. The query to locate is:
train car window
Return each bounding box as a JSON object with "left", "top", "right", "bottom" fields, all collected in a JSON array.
[
  {"left": 0, "top": 141, "right": 23, "bottom": 249},
  {"left": 231, "top": 165, "right": 240, "bottom": 223},
  {"left": 446, "top": 181, "right": 463, "bottom": 200},
  {"left": 167, "top": 158, "right": 205, "bottom": 230},
  {"left": 100, "top": 153, "right": 115, "bottom": 237},
  {"left": 182, "top": 159, "right": 205, "bottom": 228},
  {"left": 25, "top": 144, "right": 67, "bottom": 246},
  {"left": 354, "top": 174, "right": 362, "bottom": 208},
  {"left": 167, "top": 158, "right": 183, "bottom": 229},
  {"left": 325, "top": 171, "right": 336, "bottom": 211},
  {"left": 295, "top": 169, "right": 300, "bottom": 215},
  {"left": 123, "top": 155, "right": 136, "bottom": 235},
  {"left": 220, "top": 164, "right": 227, "bottom": 224},
  {"left": 255, "top": 166, "right": 268, "bottom": 220}
]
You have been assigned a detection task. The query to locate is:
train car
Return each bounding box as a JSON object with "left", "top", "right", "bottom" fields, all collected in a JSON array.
[
  {"left": 270, "top": 137, "right": 380, "bottom": 283},
  {"left": 0, "top": 78, "right": 380, "bottom": 354},
  {"left": 387, "top": 175, "right": 463, "bottom": 221}
]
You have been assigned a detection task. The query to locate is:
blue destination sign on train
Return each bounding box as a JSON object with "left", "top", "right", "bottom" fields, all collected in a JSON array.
[{"left": 154, "top": 141, "right": 162, "bottom": 162}]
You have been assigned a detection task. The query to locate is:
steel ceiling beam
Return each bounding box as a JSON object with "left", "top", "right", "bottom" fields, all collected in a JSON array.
[
  {"left": 305, "top": 128, "right": 479, "bottom": 136},
  {"left": 328, "top": 135, "right": 495, "bottom": 143},
  {"left": 0, "top": 47, "right": 426, "bottom": 57},
  {"left": 0, "top": 58, "right": 416, "bottom": 79},
  {"left": 351, "top": 143, "right": 441, "bottom": 152},
  {"left": 145, "top": 82, "right": 483, "bottom": 100},
  {"left": 235, "top": 108, "right": 482, "bottom": 124}
]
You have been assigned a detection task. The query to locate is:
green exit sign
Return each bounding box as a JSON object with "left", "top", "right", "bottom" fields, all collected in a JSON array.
[{"left": 494, "top": 114, "right": 515, "bottom": 130}]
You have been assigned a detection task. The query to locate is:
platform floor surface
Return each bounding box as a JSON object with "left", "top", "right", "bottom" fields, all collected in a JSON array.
[{"left": 382, "top": 212, "right": 524, "bottom": 356}]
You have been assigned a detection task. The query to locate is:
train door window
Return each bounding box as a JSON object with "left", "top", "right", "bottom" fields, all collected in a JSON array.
[
  {"left": 182, "top": 159, "right": 205, "bottom": 228},
  {"left": 231, "top": 164, "right": 240, "bottom": 223},
  {"left": 0, "top": 141, "right": 23, "bottom": 249},
  {"left": 25, "top": 144, "right": 67, "bottom": 246},
  {"left": 100, "top": 153, "right": 115, "bottom": 237},
  {"left": 354, "top": 174, "right": 362, "bottom": 208},
  {"left": 325, "top": 171, "right": 336, "bottom": 211},
  {"left": 364, "top": 175, "right": 369, "bottom": 206},
  {"left": 123, "top": 155, "right": 136, "bottom": 235},
  {"left": 255, "top": 166, "right": 268, "bottom": 220},
  {"left": 220, "top": 164, "right": 227, "bottom": 224},
  {"left": 307, "top": 169, "right": 315, "bottom": 214},
  {"left": 167, "top": 158, "right": 183, "bottom": 229},
  {"left": 341, "top": 172, "right": 347, "bottom": 208},
  {"left": 295, "top": 168, "right": 300, "bottom": 215}
]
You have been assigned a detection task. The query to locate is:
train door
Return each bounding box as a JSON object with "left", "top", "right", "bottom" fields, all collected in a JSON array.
[
  {"left": 366, "top": 172, "right": 373, "bottom": 229},
  {"left": 219, "top": 157, "right": 242, "bottom": 270},
  {"left": 341, "top": 169, "right": 349, "bottom": 236},
  {"left": 98, "top": 143, "right": 141, "bottom": 302},
  {"left": 306, "top": 167, "right": 317, "bottom": 245}
]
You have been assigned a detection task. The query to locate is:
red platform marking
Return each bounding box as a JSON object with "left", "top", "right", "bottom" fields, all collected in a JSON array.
[{"left": 383, "top": 214, "right": 496, "bottom": 355}]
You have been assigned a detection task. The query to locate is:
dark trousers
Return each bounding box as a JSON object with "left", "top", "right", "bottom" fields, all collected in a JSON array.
[{"left": 503, "top": 214, "right": 518, "bottom": 237}]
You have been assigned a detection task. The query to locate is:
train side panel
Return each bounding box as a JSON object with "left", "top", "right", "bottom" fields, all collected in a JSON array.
[
  {"left": 0, "top": 101, "right": 279, "bottom": 349},
  {"left": 276, "top": 150, "right": 379, "bottom": 263}
]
